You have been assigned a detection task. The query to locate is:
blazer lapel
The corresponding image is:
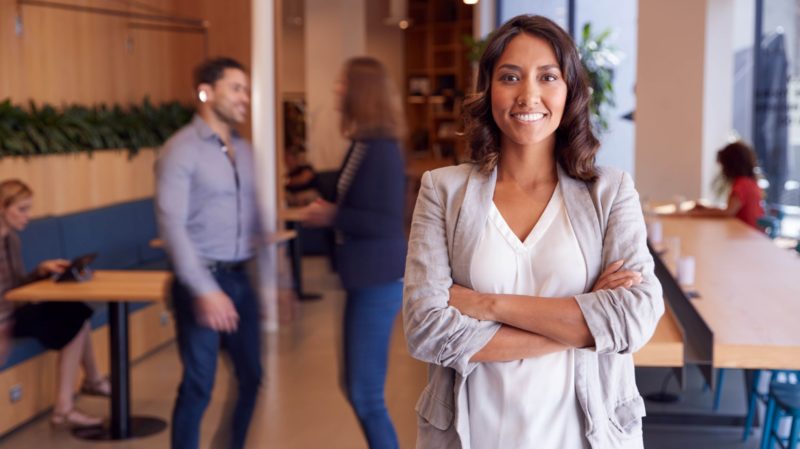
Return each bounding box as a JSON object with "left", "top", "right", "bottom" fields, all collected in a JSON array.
[
  {"left": 451, "top": 165, "right": 496, "bottom": 289},
  {"left": 558, "top": 164, "right": 603, "bottom": 292}
]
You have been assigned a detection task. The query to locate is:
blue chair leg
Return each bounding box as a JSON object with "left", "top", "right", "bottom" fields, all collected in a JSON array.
[
  {"left": 788, "top": 414, "right": 799, "bottom": 449},
  {"left": 762, "top": 397, "right": 777, "bottom": 449},
  {"left": 744, "top": 370, "right": 765, "bottom": 441},
  {"left": 713, "top": 369, "right": 726, "bottom": 411}
]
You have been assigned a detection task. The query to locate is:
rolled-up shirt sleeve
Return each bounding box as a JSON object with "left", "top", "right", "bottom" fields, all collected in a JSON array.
[
  {"left": 155, "top": 147, "right": 220, "bottom": 298},
  {"left": 574, "top": 171, "right": 664, "bottom": 354}
]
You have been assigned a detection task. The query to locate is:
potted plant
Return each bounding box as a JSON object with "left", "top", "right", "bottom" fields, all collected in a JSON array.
[{"left": 578, "top": 22, "right": 622, "bottom": 133}]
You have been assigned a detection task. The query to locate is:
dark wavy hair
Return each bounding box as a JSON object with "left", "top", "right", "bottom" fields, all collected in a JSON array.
[
  {"left": 717, "top": 141, "right": 757, "bottom": 180},
  {"left": 462, "top": 15, "right": 599, "bottom": 181}
]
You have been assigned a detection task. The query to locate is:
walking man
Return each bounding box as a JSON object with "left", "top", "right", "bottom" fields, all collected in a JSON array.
[{"left": 156, "top": 57, "right": 263, "bottom": 449}]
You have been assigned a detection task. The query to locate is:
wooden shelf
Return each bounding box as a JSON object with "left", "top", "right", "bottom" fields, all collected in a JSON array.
[{"left": 404, "top": 0, "right": 473, "bottom": 159}]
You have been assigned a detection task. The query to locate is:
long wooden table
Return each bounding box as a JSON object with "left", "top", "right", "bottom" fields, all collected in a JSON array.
[
  {"left": 634, "top": 304, "right": 684, "bottom": 368},
  {"left": 654, "top": 216, "right": 800, "bottom": 374},
  {"left": 6, "top": 270, "right": 171, "bottom": 441}
]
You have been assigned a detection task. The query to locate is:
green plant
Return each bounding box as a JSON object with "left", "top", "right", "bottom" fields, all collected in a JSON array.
[
  {"left": 578, "top": 23, "right": 622, "bottom": 133},
  {"left": 0, "top": 98, "right": 194, "bottom": 158},
  {"left": 463, "top": 33, "right": 491, "bottom": 64}
]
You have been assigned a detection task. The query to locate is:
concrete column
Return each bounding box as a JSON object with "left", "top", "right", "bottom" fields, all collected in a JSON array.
[
  {"left": 252, "top": 0, "right": 279, "bottom": 331},
  {"left": 702, "top": 0, "right": 735, "bottom": 201},
  {"left": 475, "top": 0, "right": 496, "bottom": 38},
  {"left": 636, "top": 0, "right": 735, "bottom": 201}
]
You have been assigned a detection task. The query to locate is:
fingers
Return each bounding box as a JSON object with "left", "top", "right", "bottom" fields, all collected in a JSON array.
[
  {"left": 594, "top": 271, "right": 642, "bottom": 291},
  {"left": 199, "top": 299, "right": 240, "bottom": 333},
  {"left": 207, "top": 311, "right": 238, "bottom": 333},
  {"left": 52, "top": 261, "right": 70, "bottom": 274},
  {"left": 214, "top": 304, "right": 239, "bottom": 333},
  {"left": 599, "top": 259, "right": 625, "bottom": 279}
]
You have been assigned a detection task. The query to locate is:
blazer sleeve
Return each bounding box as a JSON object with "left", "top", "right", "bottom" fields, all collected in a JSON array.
[
  {"left": 402, "top": 170, "right": 500, "bottom": 377},
  {"left": 574, "top": 171, "right": 664, "bottom": 354}
]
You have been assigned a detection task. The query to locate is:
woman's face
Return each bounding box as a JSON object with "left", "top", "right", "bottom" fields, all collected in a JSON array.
[
  {"left": 490, "top": 33, "right": 567, "bottom": 151},
  {"left": 2, "top": 196, "right": 32, "bottom": 232}
]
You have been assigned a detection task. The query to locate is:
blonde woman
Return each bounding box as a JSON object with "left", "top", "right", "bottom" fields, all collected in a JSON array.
[
  {"left": 302, "top": 57, "right": 407, "bottom": 449},
  {"left": 0, "top": 180, "right": 109, "bottom": 429}
]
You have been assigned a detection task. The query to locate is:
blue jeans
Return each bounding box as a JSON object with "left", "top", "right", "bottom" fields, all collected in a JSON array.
[
  {"left": 343, "top": 280, "right": 403, "bottom": 449},
  {"left": 170, "top": 269, "right": 263, "bottom": 449}
]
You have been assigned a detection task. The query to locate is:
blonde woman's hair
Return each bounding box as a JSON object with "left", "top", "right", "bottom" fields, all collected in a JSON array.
[
  {"left": 340, "top": 57, "right": 406, "bottom": 140},
  {"left": 0, "top": 179, "right": 33, "bottom": 209}
]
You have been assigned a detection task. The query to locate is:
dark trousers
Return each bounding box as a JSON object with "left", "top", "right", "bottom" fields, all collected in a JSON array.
[
  {"left": 343, "top": 280, "right": 403, "bottom": 449},
  {"left": 170, "top": 269, "right": 263, "bottom": 449}
]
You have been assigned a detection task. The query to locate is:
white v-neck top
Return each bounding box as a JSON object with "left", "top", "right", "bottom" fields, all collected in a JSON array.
[{"left": 466, "top": 186, "right": 590, "bottom": 449}]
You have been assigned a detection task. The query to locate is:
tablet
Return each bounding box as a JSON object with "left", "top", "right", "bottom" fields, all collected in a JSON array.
[{"left": 55, "top": 252, "right": 98, "bottom": 283}]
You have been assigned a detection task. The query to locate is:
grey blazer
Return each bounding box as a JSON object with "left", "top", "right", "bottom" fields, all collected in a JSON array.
[{"left": 403, "top": 163, "right": 664, "bottom": 449}]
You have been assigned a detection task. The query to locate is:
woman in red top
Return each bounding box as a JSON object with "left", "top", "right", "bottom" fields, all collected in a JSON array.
[{"left": 690, "top": 141, "right": 764, "bottom": 228}]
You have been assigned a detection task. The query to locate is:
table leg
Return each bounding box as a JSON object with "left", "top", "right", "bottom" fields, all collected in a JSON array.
[
  {"left": 286, "top": 221, "right": 321, "bottom": 301},
  {"left": 109, "top": 301, "right": 130, "bottom": 438},
  {"left": 72, "top": 302, "right": 167, "bottom": 441}
]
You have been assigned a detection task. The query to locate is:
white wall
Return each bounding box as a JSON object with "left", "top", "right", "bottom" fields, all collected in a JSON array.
[
  {"left": 703, "top": 0, "right": 736, "bottom": 200},
  {"left": 304, "top": 0, "right": 366, "bottom": 171},
  {"left": 297, "top": 0, "right": 403, "bottom": 171},
  {"left": 366, "top": 0, "right": 404, "bottom": 96}
]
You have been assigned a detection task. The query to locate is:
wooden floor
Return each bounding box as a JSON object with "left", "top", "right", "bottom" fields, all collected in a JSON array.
[{"left": 0, "top": 256, "right": 427, "bottom": 449}]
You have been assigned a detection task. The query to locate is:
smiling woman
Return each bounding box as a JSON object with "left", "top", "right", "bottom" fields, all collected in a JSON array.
[
  {"left": 403, "top": 14, "right": 663, "bottom": 449},
  {"left": 463, "top": 15, "right": 597, "bottom": 179}
]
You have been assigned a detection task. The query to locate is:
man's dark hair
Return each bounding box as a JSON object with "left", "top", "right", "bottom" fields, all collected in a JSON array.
[{"left": 193, "top": 57, "right": 246, "bottom": 89}]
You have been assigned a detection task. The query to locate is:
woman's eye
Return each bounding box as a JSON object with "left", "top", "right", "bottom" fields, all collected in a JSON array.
[
  {"left": 542, "top": 73, "right": 559, "bottom": 82},
  {"left": 499, "top": 73, "right": 519, "bottom": 82}
]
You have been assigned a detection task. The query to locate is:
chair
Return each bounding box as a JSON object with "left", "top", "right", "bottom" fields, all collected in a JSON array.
[
  {"left": 712, "top": 369, "right": 792, "bottom": 442},
  {"left": 760, "top": 374, "right": 800, "bottom": 449},
  {"left": 757, "top": 215, "right": 782, "bottom": 239}
]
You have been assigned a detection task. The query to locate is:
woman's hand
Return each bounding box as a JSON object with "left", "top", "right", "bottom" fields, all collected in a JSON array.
[
  {"left": 36, "top": 259, "right": 70, "bottom": 277},
  {"left": 301, "top": 198, "right": 337, "bottom": 228},
  {"left": 449, "top": 284, "right": 493, "bottom": 321},
  {"left": 592, "top": 259, "right": 642, "bottom": 292}
]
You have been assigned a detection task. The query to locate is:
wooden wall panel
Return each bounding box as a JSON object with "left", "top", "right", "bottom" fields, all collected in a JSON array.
[
  {"left": 0, "top": 302, "right": 174, "bottom": 436},
  {"left": 0, "top": 0, "right": 207, "bottom": 105},
  {"left": 0, "top": 0, "right": 252, "bottom": 215},
  {"left": 0, "top": 351, "right": 58, "bottom": 433},
  {"left": 0, "top": 149, "right": 157, "bottom": 217}
]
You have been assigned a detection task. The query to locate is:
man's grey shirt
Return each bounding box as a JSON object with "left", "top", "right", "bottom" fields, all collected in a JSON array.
[{"left": 155, "top": 115, "right": 262, "bottom": 298}]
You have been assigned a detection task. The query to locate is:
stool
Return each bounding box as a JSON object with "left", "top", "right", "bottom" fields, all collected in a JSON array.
[
  {"left": 761, "top": 381, "right": 800, "bottom": 449},
  {"left": 756, "top": 216, "right": 781, "bottom": 239},
  {"left": 713, "top": 370, "right": 794, "bottom": 442}
]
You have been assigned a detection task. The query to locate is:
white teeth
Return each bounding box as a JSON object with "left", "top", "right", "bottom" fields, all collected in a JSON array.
[{"left": 514, "top": 113, "right": 545, "bottom": 122}]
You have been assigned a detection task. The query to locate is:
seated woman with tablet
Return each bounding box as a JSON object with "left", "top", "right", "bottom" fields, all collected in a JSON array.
[{"left": 0, "top": 180, "right": 109, "bottom": 429}]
